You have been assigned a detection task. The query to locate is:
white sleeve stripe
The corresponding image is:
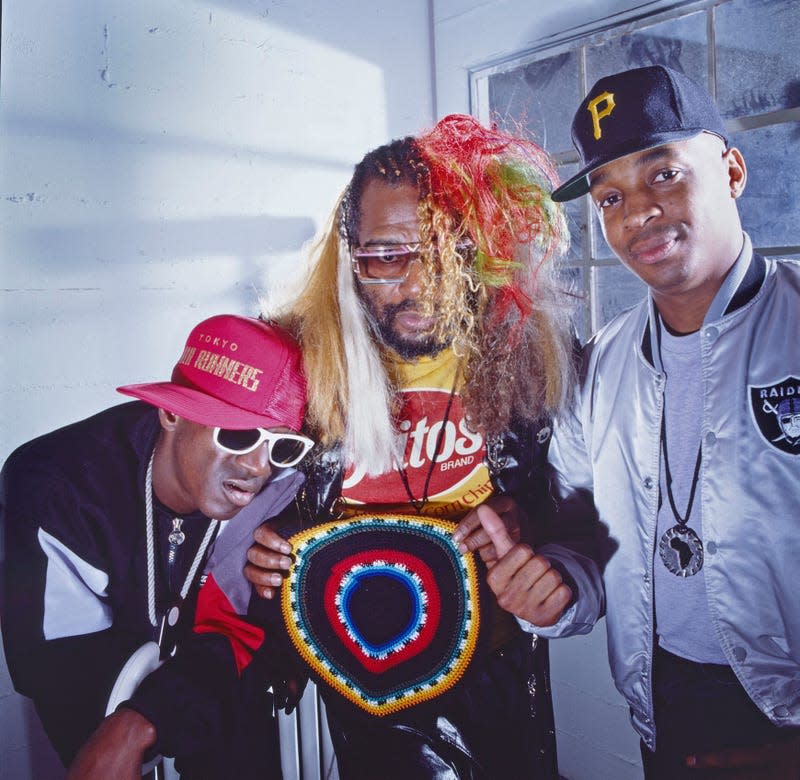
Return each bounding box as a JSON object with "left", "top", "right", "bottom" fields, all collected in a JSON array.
[{"left": 37, "top": 527, "right": 113, "bottom": 640}]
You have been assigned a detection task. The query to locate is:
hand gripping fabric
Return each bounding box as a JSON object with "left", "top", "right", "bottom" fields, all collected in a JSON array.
[{"left": 280, "top": 514, "right": 485, "bottom": 717}]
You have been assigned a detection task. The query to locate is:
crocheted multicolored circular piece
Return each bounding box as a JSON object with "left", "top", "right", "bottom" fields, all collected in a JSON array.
[{"left": 281, "top": 514, "right": 483, "bottom": 716}]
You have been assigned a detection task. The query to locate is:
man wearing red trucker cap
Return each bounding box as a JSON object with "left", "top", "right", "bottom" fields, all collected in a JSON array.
[{"left": 1, "top": 314, "right": 312, "bottom": 778}]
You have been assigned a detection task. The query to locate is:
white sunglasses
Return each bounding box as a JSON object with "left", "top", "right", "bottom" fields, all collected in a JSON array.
[{"left": 212, "top": 427, "right": 314, "bottom": 467}]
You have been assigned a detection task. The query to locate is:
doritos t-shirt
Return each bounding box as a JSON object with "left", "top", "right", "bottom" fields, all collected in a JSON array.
[{"left": 340, "top": 349, "right": 494, "bottom": 519}]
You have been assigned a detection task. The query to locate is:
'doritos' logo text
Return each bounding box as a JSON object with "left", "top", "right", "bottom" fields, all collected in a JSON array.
[{"left": 343, "top": 389, "right": 488, "bottom": 510}]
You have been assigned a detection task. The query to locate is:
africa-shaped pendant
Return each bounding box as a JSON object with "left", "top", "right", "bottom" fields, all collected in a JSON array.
[{"left": 659, "top": 524, "right": 703, "bottom": 577}]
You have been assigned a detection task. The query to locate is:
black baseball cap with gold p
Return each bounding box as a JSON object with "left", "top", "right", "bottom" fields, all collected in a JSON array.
[{"left": 552, "top": 65, "right": 729, "bottom": 202}]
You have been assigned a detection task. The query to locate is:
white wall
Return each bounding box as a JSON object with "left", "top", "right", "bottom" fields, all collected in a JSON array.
[
  {"left": 431, "top": 2, "right": 678, "bottom": 778},
  {"left": 1, "top": 0, "right": 434, "bottom": 466},
  {"left": 1, "top": 2, "right": 686, "bottom": 778},
  {"left": 0, "top": 2, "right": 433, "bottom": 777}
]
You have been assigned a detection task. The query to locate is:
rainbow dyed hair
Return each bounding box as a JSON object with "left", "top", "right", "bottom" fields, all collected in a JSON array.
[
  {"left": 420, "top": 114, "right": 566, "bottom": 318},
  {"left": 268, "top": 115, "right": 576, "bottom": 474}
]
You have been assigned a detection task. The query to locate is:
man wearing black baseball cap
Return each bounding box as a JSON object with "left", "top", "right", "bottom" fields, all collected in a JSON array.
[
  {"left": 1, "top": 314, "right": 312, "bottom": 778},
  {"left": 488, "top": 65, "right": 800, "bottom": 777}
]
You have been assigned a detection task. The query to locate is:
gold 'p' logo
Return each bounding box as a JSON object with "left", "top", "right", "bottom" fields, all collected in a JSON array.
[{"left": 587, "top": 91, "right": 615, "bottom": 140}]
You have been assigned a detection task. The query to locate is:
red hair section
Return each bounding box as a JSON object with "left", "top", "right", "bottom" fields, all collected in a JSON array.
[{"left": 416, "top": 114, "right": 565, "bottom": 324}]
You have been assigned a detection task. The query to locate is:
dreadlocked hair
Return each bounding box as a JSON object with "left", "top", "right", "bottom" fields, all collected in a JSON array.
[
  {"left": 278, "top": 139, "right": 434, "bottom": 474},
  {"left": 269, "top": 116, "right": 576, "bottom": 473},
  {"left": 340, "top": 135, "right": 485, "bottom": 358},
  {"left": 414, "top": 114, "right": 576, "bottom": 435},
  {"left": 340, "top": 135, "right": 428, "bottom": 246}
]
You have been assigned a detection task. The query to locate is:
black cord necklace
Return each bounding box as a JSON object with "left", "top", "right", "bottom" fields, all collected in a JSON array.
[
  {"left": 656, "top": 318, "right": 704, "bottom": 577},
  {"left": 395, "top": 380, "right": 458, "bottom": 515}
]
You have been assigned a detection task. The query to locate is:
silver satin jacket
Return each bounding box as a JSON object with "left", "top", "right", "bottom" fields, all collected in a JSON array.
[{"left": 536, "top": 238, "right": 800, "bottom": 749}]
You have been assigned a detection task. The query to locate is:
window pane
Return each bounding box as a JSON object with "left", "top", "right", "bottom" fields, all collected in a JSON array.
[
  {"left": 716, "top": 0, "right": 800, "bottom": 118},
  {"left": 732, "top": 123, "right": 800, "bottom": 249},
  {"left": 590, "top": 207, "right": 617, "bottom": 262},
  {"left": 488, "top": 51, "right": 580, "bottom": 153},
  {"left": 592, "top": 264, "right": 647, "bottom": 330},
  {"left": 479, "top": 0, "right": 800, "bottom": 339},
  {"left": 555, "top": 265, "right": 590, "bottom": 344},
  {"left": 585, "top": 11, "right": 708, "bottom": 85},
  {"left": 555, "top": 162, "right": 586, "bottom": 264}
]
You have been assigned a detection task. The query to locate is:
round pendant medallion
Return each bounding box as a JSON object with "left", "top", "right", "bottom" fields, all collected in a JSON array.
[{"left": 659, "top": 525, "right": 703, "bottom": 577}]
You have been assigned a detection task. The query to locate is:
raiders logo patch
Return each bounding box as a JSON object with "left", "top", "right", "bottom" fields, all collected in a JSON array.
[{"left": 749, "top": 377, "right": 800, "bottom": 454}]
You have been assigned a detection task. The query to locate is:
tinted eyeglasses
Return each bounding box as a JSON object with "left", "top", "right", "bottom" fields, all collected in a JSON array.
[
  {"left": 351, "top": 241, "right": 473, "bottom": 285},
  {"left": 212, "top": 427, "right": 314, "bottom": 467}
]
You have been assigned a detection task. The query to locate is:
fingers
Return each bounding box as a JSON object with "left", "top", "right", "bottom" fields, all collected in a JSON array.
[
  {"left": 486, "top": 545, "right": 573, "bottom": 626},
  {"left": 530, "top": 581, "right": 573, "bottom": 627},
  {"left": 253, "top": 523, "right": 293, "bottom": 555},
  {"left": 246, "top": 524, "right": 294, "bottom": 599},
  {"left": 244, "top": 546, "right": 292, "bottom": 598},
  {"left": 246, "top": 544, "right": 293, "bottom": 573},
  {"left": 452, "top": 504, "right": 514, "bottom": 562},
  {"left": 477, "top": 504, "right": 515, "bottom": 559},
  {"left": 452, "top": 510, "right": 484, "bottom": 550},
  {"left": 243, "top": 563, "right": 282, "bottom": 600}
]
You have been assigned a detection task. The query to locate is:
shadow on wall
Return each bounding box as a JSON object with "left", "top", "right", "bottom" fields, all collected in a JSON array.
[
  {"left": 10, "top": 212, "right": 316, "bottom": 293},
  {"left": 0, "top": 1, "right": 435, "bottom": 777},
  {"left": 204, "top": 0, "right": 434, "bottom": 134}
]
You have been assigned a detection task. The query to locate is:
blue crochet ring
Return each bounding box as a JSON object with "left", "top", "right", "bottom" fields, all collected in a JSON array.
[{"left": 281, "top": 514, "right": 485, "bottom": 717}]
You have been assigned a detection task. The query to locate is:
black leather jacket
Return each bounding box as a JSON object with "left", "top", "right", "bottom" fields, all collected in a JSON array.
[
  {"left": 276, "top": 417, "right": 560, "bottom": 779},
  {"left": 292, "top": 418, "right": 555, "bottom": 532}
]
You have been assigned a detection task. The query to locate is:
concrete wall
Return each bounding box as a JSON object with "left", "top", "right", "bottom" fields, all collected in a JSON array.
[
  {"left": 2, "top": 2, "right": 689, "bottom": 778},
  {"left": 0, "top": 2, "right": 433, "bottom": 777},
  {"left": 430, "top": 2, "right": 680, "bottom": 778}
]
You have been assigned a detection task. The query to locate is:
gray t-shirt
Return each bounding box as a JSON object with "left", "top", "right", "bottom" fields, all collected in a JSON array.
[{"left": 654, "top": 325, "right": 728, "bottom": 664}]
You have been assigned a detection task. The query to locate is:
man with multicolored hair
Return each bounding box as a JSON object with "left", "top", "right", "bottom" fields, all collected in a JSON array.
[{"left": 244, "top": 114, "right": 597, "bottom": 778}]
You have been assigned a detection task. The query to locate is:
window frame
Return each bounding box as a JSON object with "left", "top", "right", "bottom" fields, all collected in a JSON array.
[{"left": 469, "top": 0, "right": 800, "bottom": 339}]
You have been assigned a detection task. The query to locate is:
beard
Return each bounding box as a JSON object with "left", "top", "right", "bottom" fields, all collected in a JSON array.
[{"left": 360, "top": 295, "right": 449, "bottom": 360}]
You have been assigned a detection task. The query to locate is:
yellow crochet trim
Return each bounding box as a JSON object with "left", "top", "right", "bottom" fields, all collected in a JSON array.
[{"left": 281, "top": 513, "right": 482, "bottom": 716}]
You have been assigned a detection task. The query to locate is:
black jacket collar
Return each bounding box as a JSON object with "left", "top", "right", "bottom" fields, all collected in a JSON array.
[{"left": 640, "top": 252, "right": 766, "bottom": 365}]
